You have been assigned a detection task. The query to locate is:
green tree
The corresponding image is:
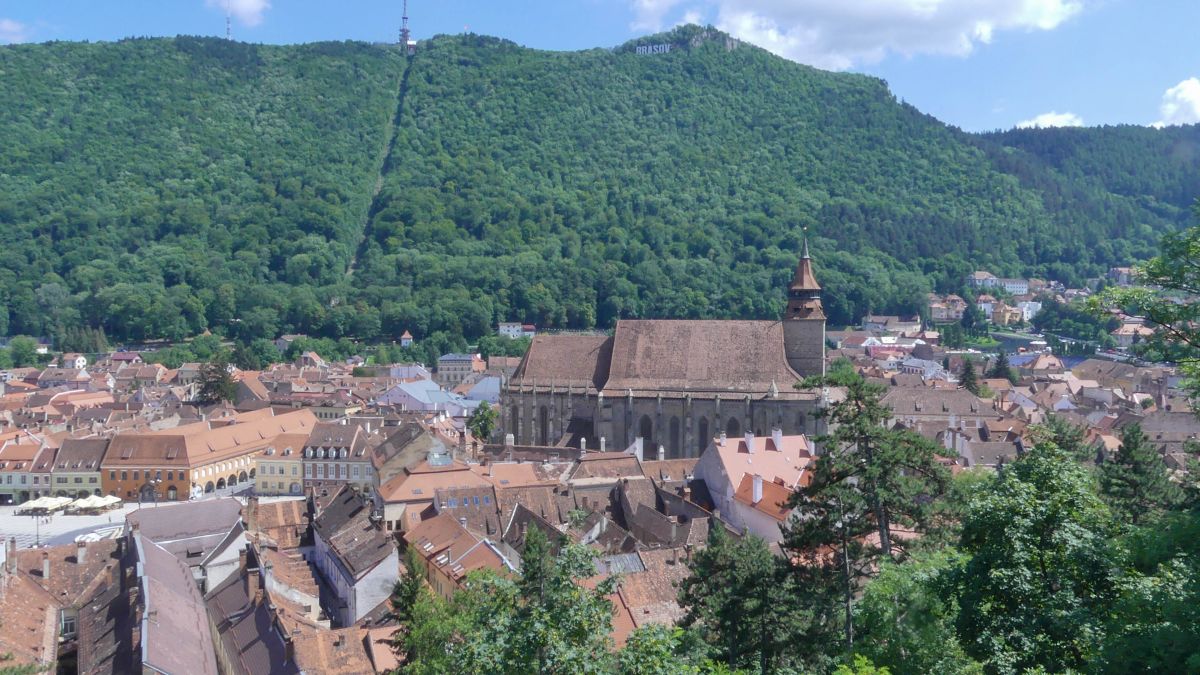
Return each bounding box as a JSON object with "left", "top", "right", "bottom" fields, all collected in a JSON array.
[
  {"left": 987, "top": 351, "right": 1016, "bottom": 385},
  {"left": 1096, "top": 514, "right": 1200, "bottom": 674},
  {"left": 833, "top": 655, "right": 893, "bottom": 675},
  {"left": 959, "top": 358, "right": 980, "bottom": 396},
  {"left": 789, "top": 370, "right": 950, "bottom": 563},
  {"left": 196, "top": 356, "right": 237, "bottom": 404},
  {"left": 7, "top": 336, "right": 38, "bottom": 368},
  {"left": 853, "top": 549, "right": 982, "bottom": 675},
  {"left": 467, "top": 401, "right": 498, "bottom": 442},
  {"left": 679, "top": 526, "right": 812, "bottom": 673},
  {"left": 616, "top": 625, "right": 709, "bottom": 675},
  {"left": 1098, "top": 213, "right": 1200, "bottom": 403},
  {"left": 953, "top": 442, "right": 1117, "bottom": 673},
  {"left": 1099, "top": 423, "right": 1180, "bottom": 526},
  {"left": 1029, "top": 415, "right": 1089, "bottom": 463},
  {"left": 501, "top": 527, "right": 616, "bottom": 674},
  {"left": 391, "top": 547, "right": 426, "bottom": 628},
  {"left": 399, "top": 529, "right": 619, "bottom": 674}
]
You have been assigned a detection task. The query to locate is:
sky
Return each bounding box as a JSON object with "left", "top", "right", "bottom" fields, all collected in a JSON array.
[{"left": 0, "top": 0, "right": 1198, "bottom": 132}]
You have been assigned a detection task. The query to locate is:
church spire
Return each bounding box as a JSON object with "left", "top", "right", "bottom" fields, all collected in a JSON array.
[{"left": 791, "top": 231, "right": 821, "bottom": 292}]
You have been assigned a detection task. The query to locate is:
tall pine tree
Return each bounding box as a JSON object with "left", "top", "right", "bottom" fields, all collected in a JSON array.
[
  {"left": 959, "top": 358, "right": 980, "bottom": 395},
  {"left": 1099, "top": 423, "right": 1180, "bottom": 525},
  {"left": 987, "top": 351, "right": 1017, "bottom": 385}
]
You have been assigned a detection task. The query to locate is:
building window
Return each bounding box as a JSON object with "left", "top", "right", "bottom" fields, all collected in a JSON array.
[
  {"left": 155, "top": 470, "right": 162, "bottom": 481},
  {"left": 167, "top": 471, "right": 173, "bottom": 481},
  {"left": 352, "top": 465, "right": 360, "bottom": 479},
  {"left": 89, "top": 477, "right": 97, "bottom": 484},
  {"left": 121, "top": 471, "right": 127, "bottom": 481},
  {"left": 133, "top": 471, "right": 140, "bottom": 481},
  {"left": 57, "top": 477, "right": 67, "bottom": 484},
  {"left": 305, "top": 464, "right": 312, "bottom": 478},
  {"left": 109, "top": 470, "right": 116, "bottom": 480},
  {"left": 61, "top": 614, "right": 77, "bottom": 637},
  {"left": 74, "top": 477, "right": 82, "bottom": 484},
  {"left": 292, "top": 465, "right": 298, "bottom": 475}
]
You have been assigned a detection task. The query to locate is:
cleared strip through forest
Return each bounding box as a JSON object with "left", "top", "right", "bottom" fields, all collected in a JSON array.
[{"left": 345, "top": 51, "right": 413, "bottom": 279}]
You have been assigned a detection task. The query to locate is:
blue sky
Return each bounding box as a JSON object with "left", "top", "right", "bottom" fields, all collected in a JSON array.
[{"left": 1, "top": 0, "right": 1197, "bottom": 132}]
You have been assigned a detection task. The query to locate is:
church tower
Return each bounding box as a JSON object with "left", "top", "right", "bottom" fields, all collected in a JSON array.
[{"left": 783, "top": 237, "right": 826, "bottom": 377}]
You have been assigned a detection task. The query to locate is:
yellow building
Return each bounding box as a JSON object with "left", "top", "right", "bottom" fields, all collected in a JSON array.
[{"left": 255, "top": 432, "right": 310, "bottom": 496}]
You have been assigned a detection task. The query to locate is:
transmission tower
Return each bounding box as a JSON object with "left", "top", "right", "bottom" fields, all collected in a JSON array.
[
  {"left": 401, "top": 0, "right": 415, "bottom": 55},
  {"left": 225, "top": 0, "right": 232, "bottom": 40}
]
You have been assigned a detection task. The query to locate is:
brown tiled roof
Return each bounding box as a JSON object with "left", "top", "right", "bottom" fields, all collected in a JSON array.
[
  {"left": 602, "top": 320, "right": 804, "bottom": 395},
  {"left": 135, "top": 534, "right": 219, "bottom": 675},
  {"left": 733, "top": 474, "right": 793, "bottom": 521},
  {"left": 104, "top": 408, "right": 317, "bottom": 469},
  {"left": 13, "top": 540, "right": 121, "bottom": 606},
  {"left": 292, "top": 628, "right": 375, "bottom": 675},
  {"left": 882, "top": 388, "right": 990, "bottom": 416},
  {"left": 510, "top": 334, "right": 612, "bottom": 389},
  {"left": 377, "top": 462, "right": 491, "bottom": 504},
  {"left": 0, "top": 574, "right": 58, "bottom": 670},
  {"left": 205, "top": 569, "right": 298, "bottom": 675},
  {"left": 55, "top": 438, "right": 110, "bottom": 471},
  {"left": 245, "top": 498, "right": 309, "bottom": 550},
  {"left": 568, "top": 453, "right": 644, "bottom": 481},
  {"left": 621, "top": 548, "right": 691, "bottom": 627},
  {"left": 312, "top": 487, "right": 395, "bottom": 578}
]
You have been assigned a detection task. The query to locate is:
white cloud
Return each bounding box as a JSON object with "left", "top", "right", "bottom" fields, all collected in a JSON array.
[
  {"left": 1016, "top": 111, "right": 1084, "bottom": 128},
  {"left": 0, "top": 18, "right": 28, "bottom": 44},
  {"left": 205, "top": 0, "right": 271, "bottom": 27},
  {"left": 631, "top": 0, "right": 1084, "bottom": 71},
  {"left": 630, "top": 0, "right": 687, "bottom": 31},
  {"left": 1153, "top": 77, "right": 1200, "bottom": 127}
]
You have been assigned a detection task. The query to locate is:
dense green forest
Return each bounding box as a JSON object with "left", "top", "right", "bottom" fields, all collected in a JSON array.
[{"left": 1, "top": 26, "right": 1197, "bottom": 352}]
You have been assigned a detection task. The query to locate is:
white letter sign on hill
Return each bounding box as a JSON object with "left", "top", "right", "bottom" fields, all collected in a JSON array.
[{"left": 636, "top": 44, "right": 672, "bottom": 55}]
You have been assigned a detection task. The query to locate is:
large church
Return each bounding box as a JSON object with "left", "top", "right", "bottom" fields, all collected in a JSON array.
[{"left": 501, "top": 243, "right": 827, "bottom": 458}]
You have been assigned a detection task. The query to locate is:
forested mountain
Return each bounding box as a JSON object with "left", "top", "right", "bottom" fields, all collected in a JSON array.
[{"left": 1, "top": 27, "right": 1196, "bottom": 351}]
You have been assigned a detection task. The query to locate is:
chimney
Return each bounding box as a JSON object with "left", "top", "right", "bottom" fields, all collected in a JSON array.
[
  {"left": 719, "top": 432, "right": 727, "bottom": 447},
  {"left": 245, "top": 497, "right": 259, "bottom": 533},
  {"left": 579, "top": 438, "right": 586, "bottom": 456},
  {"left": 752, "top": 474, "right": 763, "bottom": 504},
  {"left": 632, "top": 437, "right": 643, "bottom": 463},
  {"left": 458, "top": 517, "right": 467, "bottom": 527},
  {"left": 745, "top": 431, "right": 755, "bottom": 454},
  {"left": 504, "top": 433, "right": 515, "bottom": 449},
  {"left": 77, "top": 541, "right": 87, "bottom": 565},
  {"left": 42, "top": 551, "right": 50, "bottom": 580},
  {"left": 7, "top": 538, "right": 16, "bottom": 575},
  {"left": 599, "top": 437, "right": 606, "bottom": 452},
  {"left": 771, "top": 427, "right": 783, "bottom": 451},
  {"left": 657, "top": 445, "right": 665, "bottom": 462}
]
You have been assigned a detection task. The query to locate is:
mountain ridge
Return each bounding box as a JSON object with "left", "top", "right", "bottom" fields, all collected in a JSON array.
[{"left": 0, "top": 29, "right": 1195, "bottom": 355}]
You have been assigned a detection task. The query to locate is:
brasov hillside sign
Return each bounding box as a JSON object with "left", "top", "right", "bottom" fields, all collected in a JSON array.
[{"left": 635, "top": 44, "right": 673, "bottom": 55}]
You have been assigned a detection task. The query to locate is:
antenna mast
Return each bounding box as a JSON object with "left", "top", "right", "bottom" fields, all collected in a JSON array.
[
  {"left": 225, "top": 0, "right": 232, "bottom": 40},
  {"left": 400, "top": 0, "right": 416, "bottom": 55},
  {"left": 400, "top": 0, "right": 410, "bottom": 46}
]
